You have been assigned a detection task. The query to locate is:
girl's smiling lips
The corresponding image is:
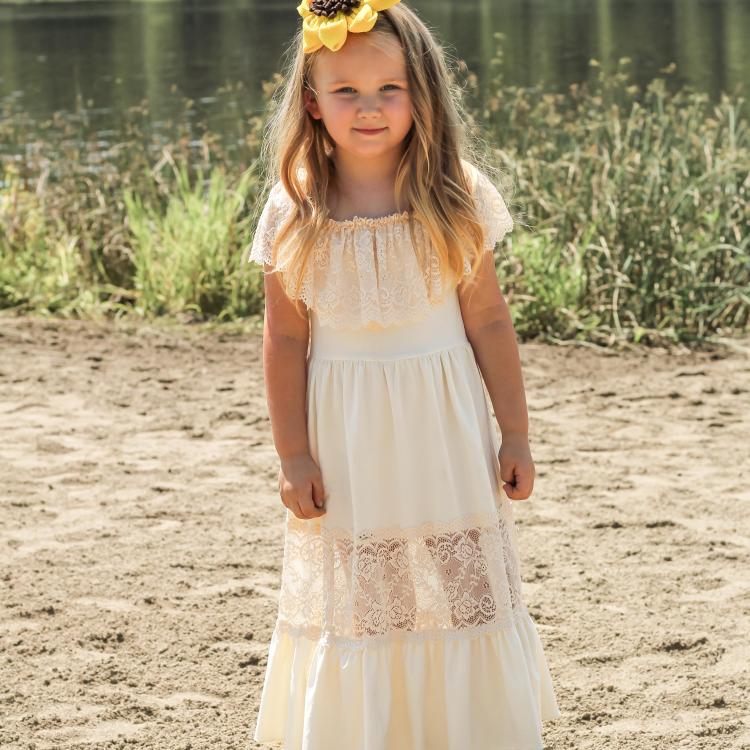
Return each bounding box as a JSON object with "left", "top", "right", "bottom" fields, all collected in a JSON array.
[{"left": 354, "top": 126, "right": 387, "bottom": 134}]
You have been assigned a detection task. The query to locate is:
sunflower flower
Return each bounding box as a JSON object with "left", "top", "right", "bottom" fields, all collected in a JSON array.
[{"left": 297, "top": 0, "right": 401, "bottom": 54}]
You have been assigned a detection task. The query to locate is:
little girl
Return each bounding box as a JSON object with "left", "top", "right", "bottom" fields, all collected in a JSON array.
[{"left": 246, "top": 1, "right": 561, "bottom": 747}]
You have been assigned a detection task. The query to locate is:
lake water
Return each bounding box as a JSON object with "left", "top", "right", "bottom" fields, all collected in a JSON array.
[{"left": 0, "top": 0, "right": 748, "bottom": 138}]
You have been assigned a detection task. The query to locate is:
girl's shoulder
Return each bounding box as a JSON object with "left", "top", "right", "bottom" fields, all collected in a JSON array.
[
  {"left": 461, "top": 158, "right": 481, "bottom": 191},
  {"left": 460, "top": 159, "right": 514, "bottom": 252},
  {"left": 257, "top": 166, "right": 308, "bottom": 213},
  {"left": 246, "top": 181, "right": 287, "bottom": 268},
  {"left": 246, "top": 171, "right": 305, "bottom": 268},
  {"left": 260, "top": 172, "right": 300, "bottom": 217}
]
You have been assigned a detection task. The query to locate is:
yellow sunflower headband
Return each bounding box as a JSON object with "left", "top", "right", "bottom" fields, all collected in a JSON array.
[{"left": 297, "top": 0, "right": 401, "bottom": 54}]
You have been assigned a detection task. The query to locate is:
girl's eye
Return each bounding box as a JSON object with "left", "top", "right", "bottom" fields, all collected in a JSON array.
[{"left": 334, "top": 85, "right": 401, "bottom": 94}]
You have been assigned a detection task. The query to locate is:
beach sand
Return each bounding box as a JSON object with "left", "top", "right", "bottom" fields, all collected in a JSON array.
[{"left": 1, "top": 314, "right": 748, "bottom": 749}]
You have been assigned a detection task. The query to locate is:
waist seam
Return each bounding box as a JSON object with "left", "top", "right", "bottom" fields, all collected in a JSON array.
[{"left": 307, "top": 339, "right": 473, "bottom": 364}]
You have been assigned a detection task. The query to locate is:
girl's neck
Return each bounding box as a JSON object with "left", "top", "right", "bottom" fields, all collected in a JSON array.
[
  {"left": 328, "top": 146, "right": 408, "bottom": 219},
  {"left": 330, "top": 146, "right": 403, "bottom": 194}
]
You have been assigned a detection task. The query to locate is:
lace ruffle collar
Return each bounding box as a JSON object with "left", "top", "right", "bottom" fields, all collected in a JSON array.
[{"left": 248, "top": 162, "right": 513, "bottom": 330}]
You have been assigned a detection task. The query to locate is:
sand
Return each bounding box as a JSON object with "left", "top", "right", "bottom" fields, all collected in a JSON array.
[{"left": 1, "top": 313, "right": 748, "bottom": 750}]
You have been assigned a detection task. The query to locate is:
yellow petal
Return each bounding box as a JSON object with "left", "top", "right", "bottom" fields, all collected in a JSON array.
[
  {"left": 303, "top": 14, "right": 324, "bottom": 53},
  {"left": 297, "top": 0, "right": 311, "bottom": 18},
  {"left": 366, "top": 0, "right": 400, "bottom": 11},
  {"left": 303, "top": 35, "right": 324, "bottom": 54},
  {"left": 318, "top": 16, "right": 349, "bottom": 52},
  {"left": 347, "top": 3, "right": 378, "bottom": 32},
  {"left": 303, "top": 14, "right": 322, "bottom": 31}
]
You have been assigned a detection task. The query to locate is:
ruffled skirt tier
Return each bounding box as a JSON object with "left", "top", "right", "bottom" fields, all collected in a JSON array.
[{"left": 254, "top": 611, "right": 560, "bottom": 750}]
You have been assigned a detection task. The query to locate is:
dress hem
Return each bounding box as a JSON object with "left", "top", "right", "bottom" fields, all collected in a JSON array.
[{"left": 251, "top": 607, "right": 561, "bottom": 750}]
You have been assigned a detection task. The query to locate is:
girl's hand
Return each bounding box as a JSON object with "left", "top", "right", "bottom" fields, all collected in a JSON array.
[
  {"left": 278, "top": 453, "right": 328, "bottom": 519},
  {"left": 498, "top": 434, "right": 535, "bottom": 501}
]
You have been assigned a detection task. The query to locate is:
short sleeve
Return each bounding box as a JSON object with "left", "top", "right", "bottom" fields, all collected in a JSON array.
[
  {"left": 467, "top": 162, "right": 514, "bottom": 252},
  {"left": 247, "top": 180, "right": 293, "bottom": 268}
]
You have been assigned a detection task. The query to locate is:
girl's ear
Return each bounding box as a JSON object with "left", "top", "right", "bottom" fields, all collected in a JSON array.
[{"left": 304, "top": 88, "right": 322, "bottom": 120}]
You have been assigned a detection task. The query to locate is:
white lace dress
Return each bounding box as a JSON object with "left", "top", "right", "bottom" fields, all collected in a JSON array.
[{"left": 247, "top": 163, "right": 561, "bottom": 750}]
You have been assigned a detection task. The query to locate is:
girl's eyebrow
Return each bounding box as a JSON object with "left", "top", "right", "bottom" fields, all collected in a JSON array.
[{"left": 328, "top": 78, "right": 407, "bottom": 85}]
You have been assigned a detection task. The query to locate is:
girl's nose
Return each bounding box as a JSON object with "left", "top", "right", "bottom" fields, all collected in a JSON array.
[{"left": 357, "top": 93, "right": 384, "bottom": 111}]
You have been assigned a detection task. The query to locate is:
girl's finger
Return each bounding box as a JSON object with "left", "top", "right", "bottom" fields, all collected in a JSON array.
[
  {"left": 298, "top": 495, "right": 324, "bottom": 518},
  {"left": 289, "top": 498, "right": 303, "bottom": 519},
  {"left": 311, "top": 476, "right": 327, "bottom": 509},
  {"left": 500, "top": 465, "right": 517, "bottom": 488}
]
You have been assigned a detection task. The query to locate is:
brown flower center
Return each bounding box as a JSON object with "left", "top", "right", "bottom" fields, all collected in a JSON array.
[{"left": 309, "top": 0, "right": 362, "bottom": 18}]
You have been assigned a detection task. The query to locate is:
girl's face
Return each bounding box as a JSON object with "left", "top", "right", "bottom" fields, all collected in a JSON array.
[{"left": 304, "top": 32, "right": 413, "bottom": 161}]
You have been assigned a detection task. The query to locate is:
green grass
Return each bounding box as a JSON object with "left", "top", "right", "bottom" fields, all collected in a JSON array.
[{"left": 123, "top": 158, "right": 256, "bottom": 320}]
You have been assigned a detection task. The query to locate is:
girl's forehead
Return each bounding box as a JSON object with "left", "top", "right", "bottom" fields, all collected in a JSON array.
[{"left": 312, "top": 34, "right": 406, "bottom": 82}]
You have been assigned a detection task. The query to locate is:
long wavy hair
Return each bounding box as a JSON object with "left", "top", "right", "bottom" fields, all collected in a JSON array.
[{"left": 246, "top": 1, "right": 515, "bottom": 301}]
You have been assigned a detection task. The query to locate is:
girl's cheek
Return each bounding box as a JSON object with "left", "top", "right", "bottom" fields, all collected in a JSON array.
[
  {"left": 387, "top": 97, "right": 411, "bottom": 114},
  {"left": 330, "top": 102, "right": 353, "bottom": 118},
  {"left": 387, "top": 106, "right": 411, "bottom": 127}
]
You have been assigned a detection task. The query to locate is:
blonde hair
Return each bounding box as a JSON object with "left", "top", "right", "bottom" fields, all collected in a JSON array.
[{"left": 248, "top": 2, "right": 513, "bottom": 301}]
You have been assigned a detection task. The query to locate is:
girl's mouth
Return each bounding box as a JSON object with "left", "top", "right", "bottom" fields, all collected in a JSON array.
[{"left": 354, "top": 127, "right": 387, "bottom": 134}]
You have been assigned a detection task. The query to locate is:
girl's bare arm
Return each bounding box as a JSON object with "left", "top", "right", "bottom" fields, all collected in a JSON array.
[
  {"left": 259, "top": 265, "right": 327, "bottom": 518},
  {"left": 457, "top": 252, "right": 529, "bottom": 439},
  {"left": 261, "top": 264, "right": 311, "bottom": 460}
]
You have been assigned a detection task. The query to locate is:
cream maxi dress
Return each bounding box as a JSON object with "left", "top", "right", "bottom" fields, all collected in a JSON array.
[{"left": 247, "top": 161, "right": 561, "bottom": 750}]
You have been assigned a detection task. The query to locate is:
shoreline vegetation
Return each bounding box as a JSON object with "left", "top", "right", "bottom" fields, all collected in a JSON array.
[
  {"left": 0, "top": 0, "right": 107, "bottom": 4},
  {"left": 1, "top": 43, "right": 748, "bottom": 350}
]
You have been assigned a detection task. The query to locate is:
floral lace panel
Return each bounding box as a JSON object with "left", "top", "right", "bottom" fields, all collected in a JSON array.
[
  {"left": 247, "top": 165, "right": 514, "bottom": 331},
  {"left": 275, "top": 507, "right": 527, "bottom": 645}
]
